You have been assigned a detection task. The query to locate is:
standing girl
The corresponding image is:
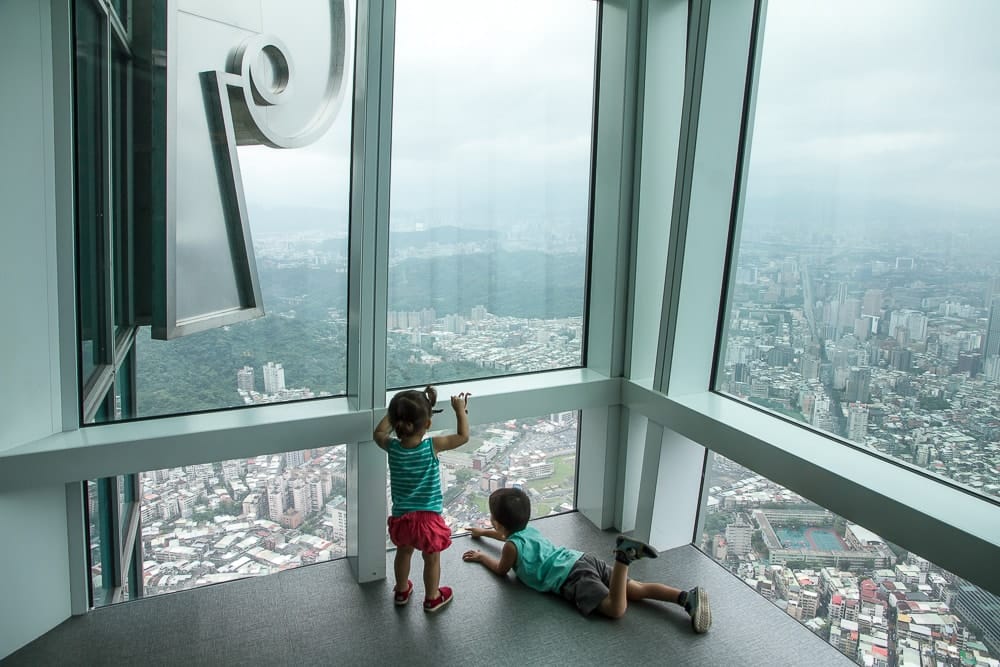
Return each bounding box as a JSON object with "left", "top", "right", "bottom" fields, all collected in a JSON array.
[{"left": 373, "top": 386, "right": 470, "bottom": 612}]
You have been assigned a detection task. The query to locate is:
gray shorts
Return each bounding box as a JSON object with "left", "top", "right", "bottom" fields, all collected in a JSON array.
[{"left": 559, "top": 553, "right": 620, "bottom": 616}]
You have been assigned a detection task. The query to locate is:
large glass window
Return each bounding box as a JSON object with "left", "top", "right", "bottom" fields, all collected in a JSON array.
[
  {"left": 130, "top": 2, "right": 357, "bottom": 419},
  {"left": 385, "top": 412, "right": 578, "bottom": 540},
  {"left": 699, "top": 453, "right": 1000, "bottom": 665},
  {"left": 75, "top": 1, "right": 357, "bottom": 424},
  {"left": 386, "top": 0, "right": 598, "bottom": 388},
  {"left": 717, "top": 1, "right": 1000, "bottom": 500},
  {"left": 138, "top": 446, "right": 347, "bottom": 598}
]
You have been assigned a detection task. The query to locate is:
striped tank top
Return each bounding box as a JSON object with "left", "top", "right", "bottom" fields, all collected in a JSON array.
[{"left": 387, "top": 437, "right": 443, "bottom": 516}]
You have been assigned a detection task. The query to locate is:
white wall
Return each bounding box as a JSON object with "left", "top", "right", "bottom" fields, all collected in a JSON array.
[
  {"left": 0, "top": 486, "right": 71, "bottom": 658},
  {"left": 0, "top": 0, "right": 72, "bottom": 657}
]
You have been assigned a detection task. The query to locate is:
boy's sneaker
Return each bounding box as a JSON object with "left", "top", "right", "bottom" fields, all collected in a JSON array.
[
  {"left": 394, "top": 580, "right": 413, "bottom": 606},
  {"left": 685, "top": 587, "right": 712, "bottom": 633},
  {"left": 423, "top": 586, "right": 453, "bottom": 613},
  {"left": 614, "top": 535, "right": 659, "bottom": 565}
]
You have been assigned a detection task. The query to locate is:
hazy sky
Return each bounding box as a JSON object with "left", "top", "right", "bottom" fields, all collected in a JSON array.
[
  {"left": 744, "top": 0, "right": 1000, "bottom": 234},
  {"left": 239, "top": 0, "right": 597, "bottom": 231},
  {"left": 237, "top": 0, "right": 999, "bottom": 240}
]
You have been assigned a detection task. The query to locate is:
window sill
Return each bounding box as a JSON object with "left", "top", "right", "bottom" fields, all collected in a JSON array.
[
  {"left": 0, "top": 368, "right": 618, "bottom": 492},
  {"left": 624, "top": 384, "right": 1000, "bottom": 595}
]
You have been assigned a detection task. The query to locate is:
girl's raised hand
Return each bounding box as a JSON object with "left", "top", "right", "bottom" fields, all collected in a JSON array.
[{"left": 451, "top": 392, "right": 470, "bottom": 413}]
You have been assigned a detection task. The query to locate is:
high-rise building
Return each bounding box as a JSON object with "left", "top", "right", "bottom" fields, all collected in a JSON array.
[
  {"left": 985, "top": 277, "right": 1000, "bottom": 309},
  {"left": 285, "top": 450, "right": 305, "bottom": 468},
  {"left": 242, "top": 493, "right": 262, "bottom": 520},
  {"left": 958, "top": 353, "right": 982, "bottom": 378},
  {"left": 952, "top": 581, "right": 1000, "bottom": 658},
  {"left": 889, "top": 310, "right": 927, "bottom": 343},
  {"left": 267, "top": 483, "right": 285, "bottom": 523},
  {"left": 890, "top": 348, "right": 913, "bottom": 372},
  {"left": 237, "top": 365, "right": 255, "bottom": 392},
  {"left": 221, "top": 460, "right": 243, "bottom": 482},
  {"left": 263, "top": 362, "right": 286, "bottom": 394},
  {"left": 847, "top": 404, "right": 868, "bottom": 443},
  {"left": 290, "top": 480, "right": 311, "bottom": 516},
  {"left": 725, "top": 516, "right": 752, "bottom": 558},
  {"left": 444, "top": 314, "right": 466, "bottom": 334},
  {"left": 862, "top": 289, "right": 883, "bottom": 318},
  {"left": 984, "top": 303, "right": 1000, "bottom": 359},
  {"left": 984, "top": 356, "right": 1000, "bottom": 383},
  {"left": 846, "top": 367, "right": 871, "bottom": 403},
  {"left": 309, "top": 480, "right": 325, "bottom": 514}
]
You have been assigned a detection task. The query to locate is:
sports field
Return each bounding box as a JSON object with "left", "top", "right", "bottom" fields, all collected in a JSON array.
[{"left": 774, "top": 526, "right": 846, "bottom": 551}]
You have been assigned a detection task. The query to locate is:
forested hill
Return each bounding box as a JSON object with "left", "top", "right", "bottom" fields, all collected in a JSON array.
[
  {"left": 261, "top": 248, "right": 586, "bottom": 319},
  {"left": 309, "top": 226, "right": 499, "bottom": 258},
  {"left": 135, "top": 248, "right": 585, "bottom": 417},
  {"left": 388, "top": 249, "right": 584, "bottom": 318},
  {"left": 390, "top": 225, "right": 498, "bottom": 247}
]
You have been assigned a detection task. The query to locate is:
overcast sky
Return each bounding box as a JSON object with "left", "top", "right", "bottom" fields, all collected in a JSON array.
[
  {"left": 744, "top": 0, "right": 1000, "bottom": 237},
  {"left": 237, "top": 0, "right": 998, "bottom": 243},
  {"left": 239, "top": 0, "right": 597, "bottom": 233}
]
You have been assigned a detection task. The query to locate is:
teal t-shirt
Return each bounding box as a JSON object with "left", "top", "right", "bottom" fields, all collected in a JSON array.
[
  {"left": 387, "top": 437, "right": 443, "bottom": 516},
  {"left": 507, "top": 525, "right": 583, "bottom": 593}
]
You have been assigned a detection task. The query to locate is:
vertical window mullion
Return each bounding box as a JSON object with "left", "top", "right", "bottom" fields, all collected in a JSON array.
[
  {"left": 102, "top": 12, "right": 115, "bottom": 365},
  {"left": 75, "top": 0, "right": 111, "bottom": 391}
]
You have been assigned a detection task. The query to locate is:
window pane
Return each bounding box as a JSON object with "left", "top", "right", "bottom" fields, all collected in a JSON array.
[
  {"left": 386, "top": 412, "right": 579, "bottom": 540},
  {"left": 88, "top": 476, "right": 120, "bottom": 608},
  {"left": 87, "top": 480, "right": 101, "bottom": 605},
  {"left": 386, "top": 0, "right": 597, "bottom": 388},
  {"left": 699, "top": 453, "right": 1000, "bottom": 665},
  {"left": 138, "top": 445, "right": 346, "bottom": 599},
  {"left": 127, "top": 2, "right": 356, "bottom": 420},
  {"left": 75, "top": 1, "right": 108, "bottom": 384},
  {"left": 717, "top": 1, "right": 1000, "bottom": 500}
]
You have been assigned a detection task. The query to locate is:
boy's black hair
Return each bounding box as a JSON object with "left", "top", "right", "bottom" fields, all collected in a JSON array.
[
  {"left": 387, "top": 386, "right": 438, "bottom": 438},
  {"left": 489, "top": 487, "right": 531, "bottom": 534}
]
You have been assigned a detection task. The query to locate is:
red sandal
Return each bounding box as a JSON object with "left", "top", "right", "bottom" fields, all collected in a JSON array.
[
  {"left": 423, "top": 586, "right": 453, "bottom": 612},
  {"left": 394, "top": 580, "right": 413, "bottom": 606}
]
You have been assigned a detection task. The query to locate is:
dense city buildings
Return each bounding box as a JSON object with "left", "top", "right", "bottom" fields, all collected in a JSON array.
[
  {"left": 718, "top": 221, "right": 1000, "bottom": 502},
  {"left": 702, "top": 453, "right": 1000, "bottom": 667}
]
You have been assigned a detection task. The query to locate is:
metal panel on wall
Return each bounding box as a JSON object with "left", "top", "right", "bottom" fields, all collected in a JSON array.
[{"left": 149, "top": 0, "right": 349, "bottom": 338}]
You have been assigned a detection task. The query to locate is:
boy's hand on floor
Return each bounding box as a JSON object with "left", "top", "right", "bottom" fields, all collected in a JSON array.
[{"left": 462, "top": 550, "right": 483, "bottom": 563}]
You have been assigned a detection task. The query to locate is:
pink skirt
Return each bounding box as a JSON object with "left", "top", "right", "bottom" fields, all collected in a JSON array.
[{"left": 388, "top": 511, "right": 453, "bottom": 553}]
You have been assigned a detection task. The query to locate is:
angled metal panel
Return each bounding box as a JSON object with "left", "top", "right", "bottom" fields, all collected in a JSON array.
[{"left": 149, "top": 0, "right": 349, "bottom": 339}]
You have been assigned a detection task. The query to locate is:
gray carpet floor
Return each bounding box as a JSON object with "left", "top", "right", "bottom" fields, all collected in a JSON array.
[{"left": 5, "top": 513, "right": 850, "bottom": 666}]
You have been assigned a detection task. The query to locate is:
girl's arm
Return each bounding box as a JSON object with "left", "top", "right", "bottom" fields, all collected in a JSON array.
[
  {"left": 373, "top": 413, "right": 392, "bottom": 451},
  {"left": 432, "top": 393, "right": 470, "bottom": 453},
  {"left": 462, "top": 540, "right": 517, "bottom": 576}
]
